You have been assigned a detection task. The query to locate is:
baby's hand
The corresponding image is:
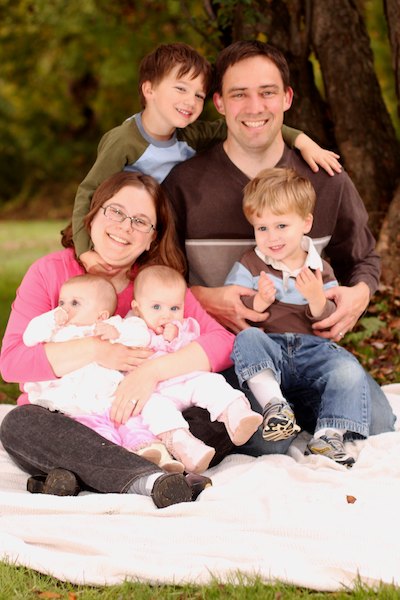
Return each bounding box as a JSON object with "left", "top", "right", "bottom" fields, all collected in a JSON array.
[
  {"left": 258, "top": 271, "right": 276, "bottom": 306},
  {"left": 80, "top": 250, "right": 114, "bottom": 275},
  {"left": 94, "top": 322, "right": 119, "bottom": 341},
  {"left": 54, "top": 306, "right": 69, "bottom": 326},
  {"left": 162, "top": 323, "right": 179, "bottom": 342},
  {"left": 295, "top": 267, "right": 323, "bottom": 301}
]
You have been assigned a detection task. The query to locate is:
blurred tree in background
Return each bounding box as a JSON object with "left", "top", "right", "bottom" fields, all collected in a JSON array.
[
  {"left": 0, "top": 0, "right": 399, "bottom": 286},
  {"left": 0, "top": 0, "right": 205, "bottom": 214}
]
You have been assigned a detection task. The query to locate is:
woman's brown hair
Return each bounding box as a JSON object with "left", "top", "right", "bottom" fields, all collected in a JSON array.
[{"left": 61, "top": 171, "right": 186, "bottom": 276}]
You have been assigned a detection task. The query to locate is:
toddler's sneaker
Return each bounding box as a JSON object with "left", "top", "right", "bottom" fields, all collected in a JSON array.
[
  {"left": 262, "top": 398, "right": 301, "bottom": 441},
  {"left": 305, "top": 430, "right": 355, "bottom": 468}
]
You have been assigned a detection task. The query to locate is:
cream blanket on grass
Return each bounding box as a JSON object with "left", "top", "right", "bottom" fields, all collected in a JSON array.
[{"left": 1, "top": 384, "right": 400, "bottom": 591}]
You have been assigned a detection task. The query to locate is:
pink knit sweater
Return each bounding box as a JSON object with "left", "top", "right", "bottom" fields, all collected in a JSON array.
[{"left": 0, "top": 248, "right": 234, "bottom": 404}]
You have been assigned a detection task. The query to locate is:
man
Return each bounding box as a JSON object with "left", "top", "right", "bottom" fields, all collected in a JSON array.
[
  {"left": 163, "top": 41, "right": 395, "bottom": 449},
  {"left": 163, "top": 41, "right": 379, "bottom": 342}
]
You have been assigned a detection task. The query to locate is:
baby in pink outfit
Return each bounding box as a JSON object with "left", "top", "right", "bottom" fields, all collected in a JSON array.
[{"left": 125, "top": 265, "right": 262, "bottom": 472}]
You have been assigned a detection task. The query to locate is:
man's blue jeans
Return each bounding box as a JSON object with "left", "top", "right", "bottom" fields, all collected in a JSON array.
[{"left": 229, "top": 327, "right": 396, "bottom": 457}]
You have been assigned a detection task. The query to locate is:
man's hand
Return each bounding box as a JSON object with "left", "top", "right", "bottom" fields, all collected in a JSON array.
[
  {"left": 312, "top": 282, "right": 370, "bottom": 341},
  {"left": 191, "top": 285, "right": 267, "bottom": 333}
]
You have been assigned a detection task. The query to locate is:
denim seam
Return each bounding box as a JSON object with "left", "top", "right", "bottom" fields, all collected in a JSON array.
[
  {"left": 315, "top": 418, "right": 369, "bottom": 438},
  {"left": 236, "top": 361, "right": 280, "bottom": 388}
]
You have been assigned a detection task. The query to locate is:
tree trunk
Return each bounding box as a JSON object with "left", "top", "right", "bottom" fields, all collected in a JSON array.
[
  {"left": 384, "top": 0, "right": 400, "bottom": 118},
  {"left": 379, "top": 0, "right": 400, "bottom": 286},
  {"left": 198, "top": 0, "right": 400, "bottom": 284},
  {"left": 376, "top": 182, "right": 400, "bottom": 292},
  {"left": 264, "top": 0, "right": 335, "bottom": 148},
  {"left": 310, "top": 0, "right": 400, "bottom": 235}
]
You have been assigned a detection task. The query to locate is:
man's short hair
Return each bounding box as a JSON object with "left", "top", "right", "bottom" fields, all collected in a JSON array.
[
  {"left": 214, "top": 40, "right": 290, "bottom": 94},
  {"left": 243, "top": 168, "right": 316, "bottom": 222},
  {"left": 138, "top": 43, "right": 212, "bottom": 108}
]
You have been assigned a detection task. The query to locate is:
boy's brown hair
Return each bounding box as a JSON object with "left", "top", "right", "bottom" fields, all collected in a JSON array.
[
  {"left": 138, "top": 43, "right": 212, "bottom": 108},
  {"left": 243, "top": 168, "right": 316, "bottom": 222}
]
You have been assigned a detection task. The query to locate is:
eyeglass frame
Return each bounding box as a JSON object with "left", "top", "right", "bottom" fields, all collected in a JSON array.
[{"left": 101, "top": 204, "right": 156, "bottom": 233}]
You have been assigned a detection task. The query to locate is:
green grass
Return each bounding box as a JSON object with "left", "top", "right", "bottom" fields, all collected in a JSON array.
[
  {"left": 0, "top": 220, "right": 66, "bottom": 403},
  {"left": 0, "top": 220, "right": 66, "bottom": 336},
  {"left": 0, "top": 221, "right": 399, "bottom": 597},
  {"left": 0, "top": 562, "right": 399, "bottom": 599}
]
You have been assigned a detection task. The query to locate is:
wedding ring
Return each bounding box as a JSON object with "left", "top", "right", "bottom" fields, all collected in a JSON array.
[
  {"left": 131, "top": 399, "right": 137, "bottom": 407},
  {"left": 339, "top": 332, "right": 344, "bottom": 338}
]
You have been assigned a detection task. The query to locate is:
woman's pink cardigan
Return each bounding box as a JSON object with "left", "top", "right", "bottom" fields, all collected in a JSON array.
[{"left": 0, "top": 248, "right": 235, "bottom": 405}]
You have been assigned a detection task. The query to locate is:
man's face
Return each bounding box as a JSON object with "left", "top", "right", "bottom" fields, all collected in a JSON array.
[{"left": 213, "top": 56, "right": 293, "bottom": 153}]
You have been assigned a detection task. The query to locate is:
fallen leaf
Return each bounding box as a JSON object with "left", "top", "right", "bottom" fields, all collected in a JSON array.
[{"left": 346, "top": 495, "right": 357, "bottom": 504}]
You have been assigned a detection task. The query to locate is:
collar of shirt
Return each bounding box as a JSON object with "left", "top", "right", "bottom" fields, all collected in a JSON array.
[{"left": 254, "top": 236, "right": 323, "bottom": 291}]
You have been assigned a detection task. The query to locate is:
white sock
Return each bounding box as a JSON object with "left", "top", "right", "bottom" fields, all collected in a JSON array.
[
  {"left": 314, "top": 428, "right": 346, "bottom": 440},
  {"left": 247, "top": 369, "right": 285, "bottom": 411},
  {"left": 127, "top": 472, "right": 162, "bottom": 496}
]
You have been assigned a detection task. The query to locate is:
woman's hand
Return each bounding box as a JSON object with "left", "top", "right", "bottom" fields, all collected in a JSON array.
[
  {"left": 110, "top": 362, "right": 158, "bottom": 424},
  {"left": 94, "top": 339, "right": 154, "bottom": 371}
]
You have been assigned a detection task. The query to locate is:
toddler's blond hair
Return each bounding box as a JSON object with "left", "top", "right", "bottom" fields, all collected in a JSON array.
[{"left": 243, "top": 167, "right": 316, "bottom": 222}]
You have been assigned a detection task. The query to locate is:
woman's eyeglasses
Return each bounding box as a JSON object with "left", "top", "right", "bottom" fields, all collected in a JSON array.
[{"left": 101, "top": 205, "right": 155, "bottom": 233}]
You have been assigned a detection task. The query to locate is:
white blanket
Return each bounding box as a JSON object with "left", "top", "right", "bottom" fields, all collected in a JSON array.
[{"left": 1, "top": 385, "right": 400, "bottom": 591}]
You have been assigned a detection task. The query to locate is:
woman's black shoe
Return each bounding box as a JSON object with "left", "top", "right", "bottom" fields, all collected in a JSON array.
[
  {"left": 27, "top": 468, "right": 80, "bottom": 496},
  {"left": 185, "top": 473, "right": 212, "bottom": 500},
  {"left": 151, "top": 473, "right": 192, "bottom": 508}
]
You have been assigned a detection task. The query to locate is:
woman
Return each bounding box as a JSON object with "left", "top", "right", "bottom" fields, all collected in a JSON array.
[{"left": 0, "top": 171, "right": 234, "bottom": 508}]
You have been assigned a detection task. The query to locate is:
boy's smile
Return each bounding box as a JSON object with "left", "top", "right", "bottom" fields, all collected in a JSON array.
[
  {"left": 252, "top": 208, "right": 313, "bottom": 271},
  {"left": 142, "top": 66, "right": 206, "bottom": 140}
]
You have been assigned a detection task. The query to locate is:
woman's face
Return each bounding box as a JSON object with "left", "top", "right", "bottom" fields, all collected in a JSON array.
[{"left": 90, "top": 185, "right": 157, "bottom": 269}]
